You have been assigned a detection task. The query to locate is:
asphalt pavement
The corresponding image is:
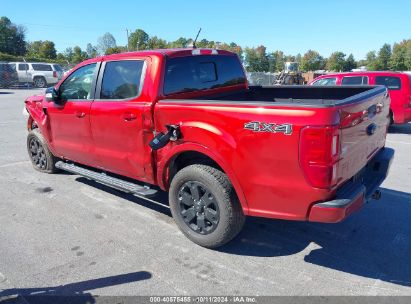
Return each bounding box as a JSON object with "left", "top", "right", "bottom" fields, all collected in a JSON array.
[{"left": 0, "top": 89, "right": 410, "bottom": 298}]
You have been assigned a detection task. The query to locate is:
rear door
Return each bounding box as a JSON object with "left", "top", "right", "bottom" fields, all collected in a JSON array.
[
  {"left": 47, "top": 62, "right": 99, "bottom": 165},
  {"left": 17, "top": 63, "right": 30, "bottom": 82},
  {"left": 90, "top": 58, "right": 153, "bottom": 181}
]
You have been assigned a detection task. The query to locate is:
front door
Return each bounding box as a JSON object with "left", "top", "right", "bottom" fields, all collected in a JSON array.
[
  {"left": 47, "top": 62, "right": 99, "bottom": 166},
  {"left": 90, "top": 59, "right": 153, "bottom": 181}
]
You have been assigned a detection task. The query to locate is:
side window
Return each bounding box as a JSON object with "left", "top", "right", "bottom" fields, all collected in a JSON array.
[
  {"left": 32, "top": 64, "right": 53, "bottom": 71},
  {"left": 362, "top": 76, "right": 369, "bottom": 85},
  {"left": 59, "top": 63, "right": 97, "bottom": 101},
  {"left": 375, "top": 76, "right": 401, "bottom": 90},
  {"left": 18, "top": 63, "right": 29, "bottom": 71},
  {"left": 312, "top": 78, "right": 337, "bottom": 86},
  {"left": 342, "top": 76, "right": 364, "bottom": 85},
  {"left": 100, "top": 60, "right": 145, "bottom": 100}
]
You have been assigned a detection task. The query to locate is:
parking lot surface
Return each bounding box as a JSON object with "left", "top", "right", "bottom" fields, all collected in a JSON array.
[{"left": 1, "top": 89, "right": 411, "bottom": 297}]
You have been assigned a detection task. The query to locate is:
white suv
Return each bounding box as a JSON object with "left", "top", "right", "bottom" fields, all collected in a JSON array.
[{"left": 9, "top": 62, "right": 64, "bottom": 88}]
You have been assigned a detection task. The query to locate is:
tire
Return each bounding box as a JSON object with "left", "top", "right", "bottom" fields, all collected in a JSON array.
[
  {"left": 27, "top": 129, "right": 58, "bottom": 173},
  {"left": 33, "top": 77, "right": 47, "bottom": 88},
  {"left": 169, "top": 165, "right": 245, "bottom": 248}
]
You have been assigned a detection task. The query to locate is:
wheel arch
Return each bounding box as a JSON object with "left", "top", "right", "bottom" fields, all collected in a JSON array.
[{"left": 157, "top": 143, "right": 249, "bottom": 215}]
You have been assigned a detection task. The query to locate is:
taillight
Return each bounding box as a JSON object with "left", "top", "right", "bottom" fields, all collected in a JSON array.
[
  {"left": 53, "top": 71, "right": 57, "bottom": 78},
  {"left": 299, "top": 125, "right": 341, "bottom": 189}
]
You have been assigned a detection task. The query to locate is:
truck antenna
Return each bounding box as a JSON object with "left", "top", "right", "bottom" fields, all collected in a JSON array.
[{"left": 192, "top": 28, "right": 202, "bottom": 49}]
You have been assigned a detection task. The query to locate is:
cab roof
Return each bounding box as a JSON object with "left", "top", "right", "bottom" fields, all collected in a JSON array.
[
  {"left": 96, "top": 48, "right": 236, "bottom": 61},
  {"left": 318, "top": 71, "right": 408, "bottom": 77}
]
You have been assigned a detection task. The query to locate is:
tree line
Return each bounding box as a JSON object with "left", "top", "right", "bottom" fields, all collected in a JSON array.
[{"left": 1, "top": 16, "right": 411, "bottom": 72}]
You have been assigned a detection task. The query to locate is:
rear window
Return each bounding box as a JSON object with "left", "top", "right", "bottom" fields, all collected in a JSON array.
[
  {"left": 164, "top": 55, "right": 245, "bottom": 95},
  {"left": 312, "top": 78, "right": 337, "bottom": 86},
  {"left": 100, "top": 60, "right": 145, "bottom": 100},
  {"left": 31, "top": 64, "right": 52, "bottom": 71},
  {"left": 53, "top": 64, "right": 63, "bottom": 72},
  {"left": 342, "top": 76, "right": 368, "bottom": 85},
  {"left": 375, "top": 76, "right": 401, "bottom": 90}
]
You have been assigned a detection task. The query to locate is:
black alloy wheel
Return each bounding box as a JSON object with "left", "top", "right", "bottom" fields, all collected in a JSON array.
[
  {"left": 178, "top": 181, "right": 220, "bottom": 235},
  {"left": 29, "top": 136, "right": 47, "bottom": 170}
]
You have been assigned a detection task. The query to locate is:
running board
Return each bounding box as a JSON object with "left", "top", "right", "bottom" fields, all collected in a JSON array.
[{"left": 55, "top": 161, "right": 157, "bottom": 198}]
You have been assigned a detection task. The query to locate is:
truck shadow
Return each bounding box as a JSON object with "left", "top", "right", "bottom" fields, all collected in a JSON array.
[
  {"left": 74, "top": 177, "right": 411, "bottom": 288},
  {"left": 221, "top": 187, "right": 411, "bottom": 287},
  {"left": 388, "top": 123, "right": 411, "bottom": 134},
  {"left": 0, "top": 271, "right": 151, "bottom": 303}
]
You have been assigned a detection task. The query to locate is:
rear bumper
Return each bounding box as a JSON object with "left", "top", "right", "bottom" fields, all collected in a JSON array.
[{"left": 308, "top": 147, "right": 394, "bottom": 223}]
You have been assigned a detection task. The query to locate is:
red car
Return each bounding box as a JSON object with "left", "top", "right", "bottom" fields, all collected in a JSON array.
[
  {"left": 25, "top": 49, "right": 394, "bottom": 248},
  {"left": 309, "top": 71, "right": 411, "bottom": 124}
]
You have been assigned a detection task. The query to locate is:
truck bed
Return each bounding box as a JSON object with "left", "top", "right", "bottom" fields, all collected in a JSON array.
[{"left": 192, "top": 85, "right": 385, "bottom": 107}]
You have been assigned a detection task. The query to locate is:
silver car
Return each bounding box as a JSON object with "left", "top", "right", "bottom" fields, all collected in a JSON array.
[{"left": 9, "top": 62, "right": 64, "bottom": 88}]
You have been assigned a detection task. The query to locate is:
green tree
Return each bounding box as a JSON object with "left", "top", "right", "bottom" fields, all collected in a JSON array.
[
  {"left": 86, "top": 43, "right": 97, "bottom": 58},
  {"left": 326, "top": 51, "right": 346, "bottom": 71},
  {"left": 390, "top": 40, "right": 407, "bottom": 71},
  {"left": 26, "top": 40, "right": 56, "bottom": 59},
  {"left": 72, "top": 46, "right": 88, "bottom": 64},
  {"left": 97, "top": 32, "right": 116, "bottom": 54},
  {"left": 217, "top": 42, "right": 243, "bottom": 59},
  {"left": 377, "top": 43, "right": 391, "bottom": 70},
  {"left": 344, "top": 54, "right": 357, "bottom": 71},
  {"left": 267, "top": 53, "right": 277, "bottom": 73},
  {"left": 147, "top": 36, "right": 167, "bottom": 49},
  {"left": 405, "top": 39, "right": 411, "bottom": 70},
  {"left": 63, "top": 47, "right": 74, "bottom": 63},
  {"left": 300, "top": 50, "right": 325, "bottom": 71},
  {"left": 129, "top": 29, "right": 149, "bottom": 50},
  {"left": 365, "top": 51, "right": 378, "bottom": 70},
  {"left": 105, "top": 46, "right": 127, "bottom": 55},
  {"left": 167, "top": 37, "right": 189, "bottom": 48},
  {"left": 245, "top": 46, "right": 269, "bottom": 72},
  {"left": 295, "top": 53, "right": 302, "bottom": 65},
  {"left": 273, "top": 50, "right": 285, "bottom": 72},
  {"left": 0, "top": 16, "right": 26, "bottom": 55}
]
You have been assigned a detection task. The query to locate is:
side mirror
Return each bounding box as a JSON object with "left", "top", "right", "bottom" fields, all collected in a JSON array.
[{"left": 45, "top": 87, "right": 62, "bottom": 104}]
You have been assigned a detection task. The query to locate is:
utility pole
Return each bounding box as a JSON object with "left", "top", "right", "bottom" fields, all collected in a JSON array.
[{"left": 126, "top": 29, "right": 130, "bottom": 51}]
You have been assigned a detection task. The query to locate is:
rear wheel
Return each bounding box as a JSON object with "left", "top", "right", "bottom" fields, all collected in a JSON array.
[
  {"left": 33, "top": 77, "right": 47, "bottom": 88},
  {"left": 27, "top": 129, "right": 58, "bottom": 173},
  {"left": 169, "top": 165, "right": 245, "bottom": 248}
]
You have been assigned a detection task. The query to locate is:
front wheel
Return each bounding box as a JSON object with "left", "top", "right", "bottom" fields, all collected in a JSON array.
[
  {"left": 27, "top": 129, "right": 58, "bottom": 173},
  {"left": 169, "top": 165, "right": 245, "bottom": 248}
]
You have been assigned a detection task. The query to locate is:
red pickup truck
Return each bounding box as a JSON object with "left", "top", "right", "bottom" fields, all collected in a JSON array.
[
  {"left": 25, "top": 49, "right": 394, "bottom": 248},
  {"left": 309, "top": 71, "right": 411, "bottom": 125}
]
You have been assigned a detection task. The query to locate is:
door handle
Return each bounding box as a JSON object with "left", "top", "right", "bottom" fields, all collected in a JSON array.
[
  {"left": 123, "top": 112, "right": 137, "bottom": 121},
  {"left": 75, "top": 111, "right": 86, "bottom": 118}
]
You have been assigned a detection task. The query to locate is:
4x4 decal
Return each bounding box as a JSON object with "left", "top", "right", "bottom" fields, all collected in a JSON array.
[{"left": 244, "top": 121, "right": 293, "bottom": 135}]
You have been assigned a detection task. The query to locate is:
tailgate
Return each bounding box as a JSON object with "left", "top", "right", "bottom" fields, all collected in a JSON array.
[{"left": 336, "top": 89, "right": 390, "bottom": 186}]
